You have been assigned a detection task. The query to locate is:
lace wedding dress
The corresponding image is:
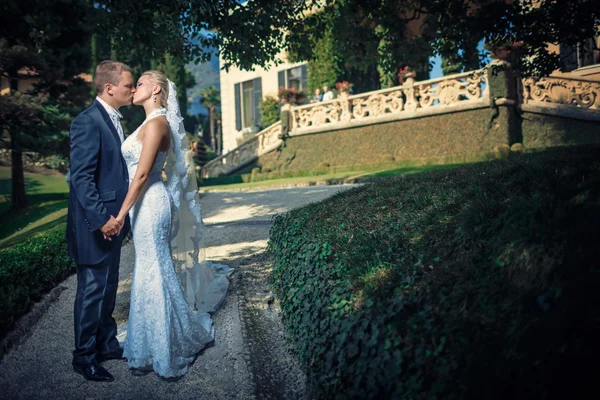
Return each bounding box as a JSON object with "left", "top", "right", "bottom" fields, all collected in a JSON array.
[{"left": 119, "top": 103, "right": 231, "bottom": 378}]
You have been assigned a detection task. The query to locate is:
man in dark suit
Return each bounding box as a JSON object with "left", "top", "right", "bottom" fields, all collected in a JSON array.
[{"left": 67, "top": 60, "right": 135, "bottom": 382}]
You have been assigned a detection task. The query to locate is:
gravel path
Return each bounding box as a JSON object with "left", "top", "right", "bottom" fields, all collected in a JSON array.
[{"left": 0, "top": 185, "right": 354, "bottom": 400}]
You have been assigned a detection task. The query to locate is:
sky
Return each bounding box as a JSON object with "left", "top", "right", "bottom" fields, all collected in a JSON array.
[
  {"left": 430, "top": 55, "right": 444, "bottom": 79},
  {"left": 430, "top": 40, "right": 490, "bottom": 80}
]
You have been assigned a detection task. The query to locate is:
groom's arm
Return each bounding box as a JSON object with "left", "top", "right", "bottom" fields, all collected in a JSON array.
[{"left": 69, "top": 114, "right": 110, "bottom": 232}]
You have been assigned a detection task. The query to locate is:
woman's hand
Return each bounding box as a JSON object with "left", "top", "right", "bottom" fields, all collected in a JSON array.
[{"left": 112, "top": 214, "right": 125, "bottom": 237}]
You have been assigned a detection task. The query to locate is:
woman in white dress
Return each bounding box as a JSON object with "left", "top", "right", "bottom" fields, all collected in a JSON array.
[{"left": 115, "top": 70, "right": 232, "bottom": 378}]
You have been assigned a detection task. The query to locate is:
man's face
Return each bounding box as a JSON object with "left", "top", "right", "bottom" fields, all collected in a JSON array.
[
  {"left": 109, "top": 71, "right": 136, "bottom": 108},
  {"left": 315, "top": 89, "right": 321, "bottom": 95},
  {"left": 324, "top": 86, "right": 329, "bottom": 92}
]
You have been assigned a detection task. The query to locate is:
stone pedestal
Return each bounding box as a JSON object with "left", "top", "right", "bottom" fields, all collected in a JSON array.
[{"left": 487, "top": 60, "right": 523, "bottom": 146}]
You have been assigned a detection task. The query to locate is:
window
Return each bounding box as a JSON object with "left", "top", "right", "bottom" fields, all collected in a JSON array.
[
  {"left": 242, "top": 80, "right": 254, "bottom": 128},
  {"left": 560, "top": 35, "right": 600, "bottom": 71},
  {"left": 287, "top": 66, "right": 303, "bottom": 90},
  {"left": 234, "top": 78, "right": 262, "bottom": 131},
  {"left": 278, "top": 64, "right": 308, "bottom": 90}
]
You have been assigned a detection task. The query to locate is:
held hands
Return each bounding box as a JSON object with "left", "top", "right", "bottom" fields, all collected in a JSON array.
[{"left": 101, "top": 215, "right": 124, "bottom": 241}]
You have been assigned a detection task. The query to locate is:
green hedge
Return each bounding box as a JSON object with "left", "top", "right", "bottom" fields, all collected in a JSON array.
[
  {"left": 257, "top": 107, "right": 506, "bottom": 174},
  {"left": 521, "top": 112, "right": 600, "bottom": 149},
  {"left": 268, "top": 145, "right": 600, "bottom": 399},
  {"left": 201, "top": 151, "right": 513, "bottom": 187},
  {"left": 0, "top": 224, "right": 74, "bottom": 338}
]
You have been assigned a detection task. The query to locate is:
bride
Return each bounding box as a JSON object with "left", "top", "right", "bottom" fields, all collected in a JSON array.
[{"left": 114, "top": 70, "right": 232, "bottom": 378}]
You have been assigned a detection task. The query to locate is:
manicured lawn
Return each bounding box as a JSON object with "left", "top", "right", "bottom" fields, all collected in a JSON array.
[
  {"left": 199, "top": 164, "right": 457, "bottom": 192},
  {"left": 0, "top": 167, "right": 68, "bottom": 247}
]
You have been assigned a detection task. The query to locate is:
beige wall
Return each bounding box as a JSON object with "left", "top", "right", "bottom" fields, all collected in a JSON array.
[
  {"left": 1, "top": 75, "right": 37, "bottom": 95},
  {"left": 219, "top": 53, "right": 307, "bottom": 153}
]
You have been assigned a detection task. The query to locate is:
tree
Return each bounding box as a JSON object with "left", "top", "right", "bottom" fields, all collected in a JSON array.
[
  {"left": 441, "top": 54, "right": 463, "bottom": 76},
  {"left": 305, "top": 29, "right": 345, "bottom": 94},
  {"left": 199, "top": 86, "right": 220, "bottom": 154},
  {"left": 85, "top": 0, "right": 313, "bottom": 148},
  {"left": 0, "top": 0, "right": 91, "bottom": 210},
  {"left": 288, "top": 0, "right": 600, "bottom": 81},
  {"left": 287, "top": 1, "right": 435, "bottom": 92},
  {"left": 424, "top": 0, "right": 600, "bottom": 76},
  {"left": 90, "top": 0, "right": 312, "bottom": 71}
]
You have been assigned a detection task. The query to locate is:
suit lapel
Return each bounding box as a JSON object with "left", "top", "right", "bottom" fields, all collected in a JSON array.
[
  {"left": 93, "top": 100, "right": 122, "bottom": 146},
  {"left": 92, "top": 101, "right": 128, "bottom": 175}
]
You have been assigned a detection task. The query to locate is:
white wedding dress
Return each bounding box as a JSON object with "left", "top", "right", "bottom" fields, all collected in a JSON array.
[{"left": 119, "top": 107, "right": 231, "bottom": 378}]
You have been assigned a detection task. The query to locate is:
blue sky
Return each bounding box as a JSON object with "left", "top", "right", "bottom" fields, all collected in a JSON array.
[
  {"left": 429, "top": 40, "right": 490, "bottom": 79},
  {"left": 430, "top": 55, "right": 444, "bottom": 79}
]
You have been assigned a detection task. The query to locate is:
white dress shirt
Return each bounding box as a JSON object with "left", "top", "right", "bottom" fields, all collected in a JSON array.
[
  {"left": 322, "top": 90, "right": 334, "bottom": 101},
  {"left": 96, "top": 96, "right": 125, "bottom": 143}
]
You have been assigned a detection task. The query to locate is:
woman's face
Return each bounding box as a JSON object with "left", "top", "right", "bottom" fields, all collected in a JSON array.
[{"left": 133, "top": 75, "right": 158, "bottom": 106}]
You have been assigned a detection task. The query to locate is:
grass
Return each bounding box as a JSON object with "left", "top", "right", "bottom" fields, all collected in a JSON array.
[
  {"left": 0, "top": 167, "right": 68, "bottom": 247},
  {"left": 199, "top": 164, "right": 458, "bottom": 191},
  {"left": 268, "top": 145, "right": 600, "bottom": 399}
]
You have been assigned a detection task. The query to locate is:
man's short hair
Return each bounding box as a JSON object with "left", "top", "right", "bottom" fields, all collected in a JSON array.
[{"left": 94, "top": 60, "right": 132, "bottom": 94}]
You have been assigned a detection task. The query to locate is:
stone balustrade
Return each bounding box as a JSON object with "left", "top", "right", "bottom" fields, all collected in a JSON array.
[
  {"left": 522, "top": 75, "right": 600, "bottom": 110},
  {"left": 200, "top": 121, "right": 282, "bottom": 179},
  {"left": 290, "top": 69, "right": 489, "bottom": 135}
]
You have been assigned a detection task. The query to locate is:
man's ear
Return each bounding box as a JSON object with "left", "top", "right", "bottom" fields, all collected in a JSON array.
[{"left": 105, "top": 83, "right": 113, "bottom": 96}]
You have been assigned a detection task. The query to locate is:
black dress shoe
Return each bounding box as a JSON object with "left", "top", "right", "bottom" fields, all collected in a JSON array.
[
  {"left": 97, "top": 348, "right": 125, "bottom": 363},
  {"left": 73, "top": 361, "right": 114, "bottom": 382}
]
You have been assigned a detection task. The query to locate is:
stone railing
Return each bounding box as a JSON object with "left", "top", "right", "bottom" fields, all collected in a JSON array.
[
  {"left": 200, "top": 121, "right": 282, "bottom": 178},
  {"left": 291, "top": 69, "right": 489, "bottom": 135},
  {"left": 201, "top": 70, "right": 489, "bottom": 178},
  {"left": 522, "top": 76, "right": 600, "bottom": 111}
]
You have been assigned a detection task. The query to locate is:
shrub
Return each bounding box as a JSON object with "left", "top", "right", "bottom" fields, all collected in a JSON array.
[
  {"left": 268, "top": 146, "right": 600, "bottom": 399},
  {"left": 259, "top": 95, "right": 280, "bottom": 129},
  {"left": 0, "top": 224, "right": 75, "bottom": 338},
  {"left": 41, "top": 155, "right": 69, "bottom": 173}
]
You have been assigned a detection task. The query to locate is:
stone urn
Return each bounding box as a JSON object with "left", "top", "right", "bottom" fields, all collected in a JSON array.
[
  {"left": 490, "top": 47, "right": 512, "bottom": 62},
  {"left": 401, "top": 71, "right": 417, "bottom": 86}
]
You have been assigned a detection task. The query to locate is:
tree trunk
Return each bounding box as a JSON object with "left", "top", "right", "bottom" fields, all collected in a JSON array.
[
  {"left": 11, "top": 136, "right": 28, "bottom": 210},
  {"left": 216, "top": 121, "right": 222, "bottom": 155},
  {"left": 7, "top": 69, "right": 27, "bottom": 210},
  {"left": 463, "top": 38, "right": 481, "bottom": 71},
  {"left": 209, "top": 106, "right": 216, "bottom": 152}
]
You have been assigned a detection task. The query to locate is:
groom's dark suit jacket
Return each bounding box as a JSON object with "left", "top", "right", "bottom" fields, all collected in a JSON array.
[{"left": 66, "top": 100, "right": 131, "bottom": 265}]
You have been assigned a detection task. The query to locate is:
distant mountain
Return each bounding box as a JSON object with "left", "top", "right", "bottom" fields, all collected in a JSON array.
[{"left": 186, "top": 43, "right": 221, "bottom": 116}]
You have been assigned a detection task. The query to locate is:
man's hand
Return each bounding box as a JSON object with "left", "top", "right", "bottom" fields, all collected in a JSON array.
[{"left": 101, "top": 216, "right": 122, "bottom": 241}]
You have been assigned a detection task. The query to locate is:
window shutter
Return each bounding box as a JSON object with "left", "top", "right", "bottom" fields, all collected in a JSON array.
[
  {"left": 253, "top": 77, "right": 262, "bottom": 128},
  {"left": 559, "top": 43, "right": 578, "bottom": 71},
  {"left": 300, "top": 64, "right": 308, "bottom": 90},
  {"left": 278, "top": 70, "right": 285, "bottom": 89},
  {"left": 234, "top": 83, "right": 241, "bottom": 131}
]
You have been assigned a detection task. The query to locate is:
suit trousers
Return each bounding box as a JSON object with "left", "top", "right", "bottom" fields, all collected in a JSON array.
[{"left": 72, "top": 240, "right": 122, "bottom": 366}]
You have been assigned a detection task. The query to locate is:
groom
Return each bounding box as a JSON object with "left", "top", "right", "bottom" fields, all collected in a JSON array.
[{"left": 66, "top": 60, "right": 135, "bottom": 382}]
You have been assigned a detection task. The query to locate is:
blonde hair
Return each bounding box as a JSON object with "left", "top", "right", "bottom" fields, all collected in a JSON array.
[
  {"left": 142, "top": 70, "right": 170, "bottom": 108},
  {"left": 95, "top": 60, "right": 132, "bottom": 94}
]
